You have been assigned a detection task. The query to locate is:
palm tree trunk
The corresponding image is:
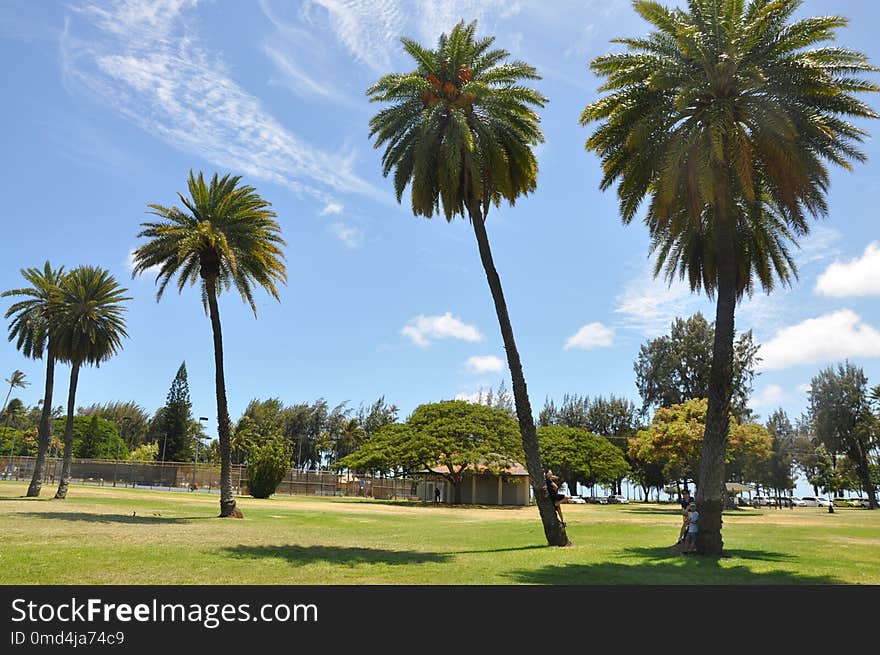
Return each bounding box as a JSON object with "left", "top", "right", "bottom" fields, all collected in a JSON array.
[
  {"left": 468, "top": 201, "right": 569, "bottom": 546},
  {"left": 696, "top": 210, "right": 737, "bottom": 556},
  {"left": 205, "top": 279, "right": 240, "bottom": 518},
  {"left": 54, "top": 362, "right": 80, "bottom": 499},
  {"left": 26, "top": 353, "right": 56, "bottom": 497}
]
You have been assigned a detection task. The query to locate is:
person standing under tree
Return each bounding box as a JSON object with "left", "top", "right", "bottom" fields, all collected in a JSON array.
[{"left": 434, "top": 486, "right": 441, "bottom": 505}]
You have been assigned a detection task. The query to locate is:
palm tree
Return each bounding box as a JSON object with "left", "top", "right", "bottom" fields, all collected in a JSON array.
[
  {"left": 2, "top": 370, "right": 29, "bottom": 414},
  {"left": 52, "top": 266, "right": 130, "bottom": 499},
  {"left": 2, "top": 262, "right": 66, "bottom": 497},
  {"left": 581, "top": 0, "right": 878, "bottom": 554},
  {"left": 2, "top": 370, "right": 29, "bottom": 459},
  {"left": 367, "top": 21, "right": 568, "bottom": 546},
  {"left": 132, "top": 171, "right": 286, "bottom": 518}
]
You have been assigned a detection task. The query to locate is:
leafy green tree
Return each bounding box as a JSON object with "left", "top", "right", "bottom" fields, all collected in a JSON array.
[
  {"left": 335, "top": 423, "right": 426, "bottom": 479},
  {"left": 368, "top": 22, "right": 567, "bottom": 545},
  {"left": 246, "top": 438, "right": 292, "bottom": 499},
  {"left": 764, "top": 409, "right": 797, "bottom": 505},
  {"left": 127, "top": 442, "right": 158, "bottom": 462},
  {"left": 53, "top": 266, "right": 130, "bottom": 499},
  {"left": 133, "top": 171, "right": 286, "bottom": 518},
  {"left": 628, "top": 398, "right": 772, "bottom": 488},
  {"left": 50, "top": 415, "right": 127, "bottom": 460},
  {"left": 405, "top": 400, "right": 522, "bottom": 504},
  {"left": 539, "top": 393, "right": 640, "bottom": 494},
  {"left": 2, "top": 262, "right": 66, "bottom": 496},
  {"left": 582, "top": 0, "right": 878, "bottom": 554},
  {"left": 634, "top": 313, "right": 759, "bottom": 420},
  {"left": 808, "top": 362, "right": 878, "bottom": 508},
  {"left": 79, "top": 401, "right": 150, "bottom": 449},
  {"left": 356, "top": 396, "right": 400, "bottom": 438},
  {"left": 537, "top": 426, "right": 630, "bottom": 497}
]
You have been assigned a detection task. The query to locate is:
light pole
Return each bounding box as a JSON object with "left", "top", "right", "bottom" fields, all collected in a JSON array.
[
  {"left": 193, "top": 417, "right": 208, "bottom": 490},
  {"left": 160, "top": 433, "right": 168, "bottom": 489}
]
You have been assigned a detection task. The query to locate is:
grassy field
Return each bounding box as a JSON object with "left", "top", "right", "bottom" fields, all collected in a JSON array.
[{"left": 2, "top": 481, "right": 878, "bottom": 585}]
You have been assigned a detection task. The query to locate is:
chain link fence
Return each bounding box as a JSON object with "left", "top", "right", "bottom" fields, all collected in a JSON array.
[{"left": 0, "top": 455, "right": 422, "bottom": 500}]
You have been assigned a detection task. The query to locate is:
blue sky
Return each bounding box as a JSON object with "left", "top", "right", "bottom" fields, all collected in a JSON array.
[{"left": 2, "top": 0, "right": 879, "bottom": 461}]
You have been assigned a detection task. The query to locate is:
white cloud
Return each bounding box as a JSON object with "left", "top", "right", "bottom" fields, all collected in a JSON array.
[
  {"left": 330, "top": 222, "right": 364, "bottom": 248},
  {"left": 815, "top": 241, "right": 880, "bottom": 298},
  {"left": 464, "top": 355, "right": 504, "bottom": 374},
  {"left": 757, "top": 310, "right": 880, "bottom": 371},
  {"left": 126, "top": 249, "right": 160, "bottom": 275},
  {"left": 750, "top": 384, "right": 786, "bottom": 409},
  {"left": 564, "top": 322, "right": 614, "bottom": 350},
  {"left": 613, "top": 270, "right": 704, "bottom": 337},
  {"left": 320, "top": 202, "right": 344, "bottom": 216},
  {"left": 455, "top": 390, "right": 484, "bottom": 403},
  {"left": 302, "top": 0, "right": 518, "bottom": 72},
  {"left": 401, "top": 313, "right": 483, "bottom": 347},
  {"left": 63, "top": 0, "right": 382, "bottom": 203}
]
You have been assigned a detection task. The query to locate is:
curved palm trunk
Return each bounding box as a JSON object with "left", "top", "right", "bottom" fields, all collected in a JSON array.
[
  {"left": 205, "top": 279, "right": 240, "bottom": 518},
  {"left": 26, "top": 352, "right": 56, "bottom": 497},
  {"left": 469, "top": 202, "right": 569, "bottom": 546},
  {"left": 54, "top": 361, "right": 80, "bottom": 499},
  {"left": 695, "top": 212, "right": 737, "bottom": 556}
]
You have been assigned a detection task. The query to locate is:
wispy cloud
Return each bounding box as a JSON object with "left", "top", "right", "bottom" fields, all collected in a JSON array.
[
  {"left": 330, "top": 222, "right": 364, "bottom": 248},
  {"left": 464, "top": 355, "right": 504, "bottom": 374},
  {"left": 758, "top": 309, "right": 880, "bottom": 371},
  {"left": 320, "top": 202, "right": 344, "bottom": 216},
  {"left": 613, "top": 269, "right": 704, "bottom": 338},
  {"left": 400, "top": 312, "right": 483, "bottom": 347},
  {"left": 301, "top": 0, "right": 520, "bottom": 73},
  {"left": 62, "top": 0, "right": 382, "bottom": 203},
  {"left": 816, "top": 241, "right": 880, "bottom": 298},
  {"left": 750, "top": 384, "right": 787, "bottom": 409},
  {"left": 564, "top": 322, "right": 614, "bottom": 350}
]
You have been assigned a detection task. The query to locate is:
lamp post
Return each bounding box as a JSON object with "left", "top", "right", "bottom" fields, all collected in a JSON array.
[
  {"left": 160, "top": 433, "right": 168, "bottom": 489},
  {"left": 193, "top": 417, "right": 208, "bottom": 490}
]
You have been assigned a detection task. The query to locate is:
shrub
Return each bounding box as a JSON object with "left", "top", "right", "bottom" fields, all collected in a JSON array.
[{"left": 246, "top": 438, "right": 292, "bottom": 499}]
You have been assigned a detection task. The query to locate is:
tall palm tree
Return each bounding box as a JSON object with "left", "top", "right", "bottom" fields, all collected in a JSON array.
[
  {"left": 52, "top": 266, "right": 130, "bottom": 499},
  {"left": 132, "top": 171, "right": 286, "bottom": 518},
  {"left": 368, "top": 21, "right": 568, "bottom": 546},
  {"left": 2, "top": 370, "right": 29, "bottom": 459},
  {"left": 2, "top": 262, "right": 66, "bottom": 497},
  {"left": 2, "top": 369, "right": 29, "bottom": 414},
  {"left": 582, "top": 0, "right": 878, "bottom": 554}
]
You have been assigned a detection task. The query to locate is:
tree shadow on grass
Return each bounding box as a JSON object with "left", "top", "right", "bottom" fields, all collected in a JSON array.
[
  {"left": 15, "top": 512, "right": 212, "bottom": 525},
  {"left": 505, "top": 546, "right": 841, "bottom": 585},
  {"left": 223, "top": 544, "right": 452, "bottom": 567}
]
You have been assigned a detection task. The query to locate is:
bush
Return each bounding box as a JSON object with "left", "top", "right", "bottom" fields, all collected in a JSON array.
[{"left": 246, "top": 439, "right": 292, "bottom": 499}]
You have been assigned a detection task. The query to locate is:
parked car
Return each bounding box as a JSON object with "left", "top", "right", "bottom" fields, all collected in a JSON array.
[
  {"left": 799, "top": 496, "right": 833, "bottom": 507},
  {"left": 569, "top": 496, "right": 586, "bottom": 504},
  {"left": 848, "top": 497, "right": 871, "bottom": 508},
  {"left": 790, "top": 497, "right": 807, "bottom": 507},
  {"left": 752, "top": 496, "right": 770, "bottom": 506},
  {"left": 606, "top": 495, "right": 629, "bottom": 504},
  {"left": 586, "top": 495, "right": 608, "bottom": 504}
]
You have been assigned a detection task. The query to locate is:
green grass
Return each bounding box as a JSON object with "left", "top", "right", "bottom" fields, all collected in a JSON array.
[{"left": 2, "top": 481, "right": 878, "bottom": 584}]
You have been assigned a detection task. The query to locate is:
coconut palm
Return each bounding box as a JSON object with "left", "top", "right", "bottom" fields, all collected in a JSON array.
[
  {"left": 132, "top": 171, "right": 286, "bottom": 518},
  {"left": 2, "top": 262, "right": 66, "bottom": 496},
  {"left": 2, "top": 370, "right": 29, "bottom": 459},
  {"left": 52, "top": 266, "right": 130, "bottom": 499},
  {"left": 367, "top": 21, "right": 568, "bottom": 545},
  {"left": 581, "top": 0, "right": 878, "bottom": 554},
  {"left": 2, "top": 370, "right": 28, "bottom": 414}
]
